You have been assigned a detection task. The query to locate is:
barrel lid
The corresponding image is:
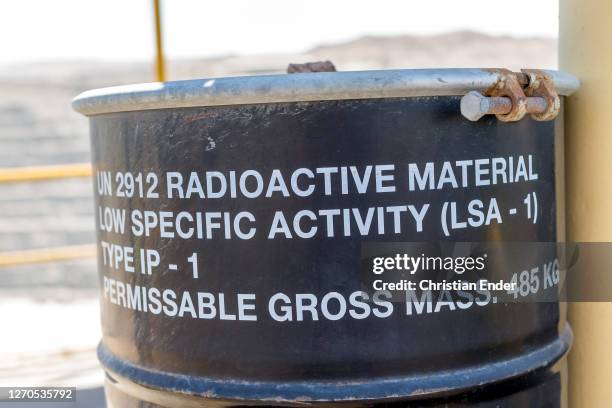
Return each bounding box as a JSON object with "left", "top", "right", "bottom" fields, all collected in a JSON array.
[{"left": 72, "top": 68, "right": 579, "bottom": 116}]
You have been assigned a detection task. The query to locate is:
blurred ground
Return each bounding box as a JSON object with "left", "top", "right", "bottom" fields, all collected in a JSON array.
[{"left": 0, "top": 32, "right": 555, "bottom": 407}]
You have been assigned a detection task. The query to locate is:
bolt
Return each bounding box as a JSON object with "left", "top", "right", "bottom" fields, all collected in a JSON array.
[{"left": 460, "top": 91, "right": 548, "bottom": 122}]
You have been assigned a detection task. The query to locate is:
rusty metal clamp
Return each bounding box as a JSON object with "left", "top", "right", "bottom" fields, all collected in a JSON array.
[
  {"left": 521, "top": 69, "right": 561, "bottom": 121},
  {"left": 486, "top": 69, "right": 528, "bottom": 122},
  {"left": 460, "top": 69, "right": 561, "bottom": 123}
]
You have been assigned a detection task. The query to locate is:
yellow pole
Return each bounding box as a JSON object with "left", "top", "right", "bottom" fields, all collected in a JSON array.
[
  {"left": 559, "top": 0, "right": 612, "bottom": 406},
  {"left": 0, "top": 244, "right": 96, "bottom": 267},
  {"left": 0, "top": 163, "right": 91, "bottom": 183},
  {"left": 153, "top": 0, "right": 166, "bottom": 82}
]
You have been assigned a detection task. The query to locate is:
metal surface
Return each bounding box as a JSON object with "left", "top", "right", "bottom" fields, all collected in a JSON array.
[
  {"left": 460, "top": 91, "right": 548, "bottom": 122},
  {"left": 521, "top": 70, "right": 561, "bottom": 121},
  {"left": 287, "top": 61, "right": 337, "bottom": 73},
  {"left": 461, "top": 70, "right": 560, "bottom": 122},
  {"left": 560, "top": 0, "right": 612, "bottom": 406},
  {"left": 98, "top": 329, "right": 570, "bottom": 405},
  {"left": 82, "top": 93, "right": 571, "bottom": 406},
  {"left": 72, "top": 69, "right": 578, "bottom": 116},
  {"left": 485, "top": 69, "right": 528, "bottom": 122},
  {"left": 104, "top": 365, "right": 565, "bottom": 407}
]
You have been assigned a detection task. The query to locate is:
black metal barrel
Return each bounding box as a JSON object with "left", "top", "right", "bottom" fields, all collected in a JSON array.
[{"left": 73, "top": 69, "right": 578, "bottom": 407}]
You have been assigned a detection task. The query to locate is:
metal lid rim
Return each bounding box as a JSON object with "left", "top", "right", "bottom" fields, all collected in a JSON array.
[{"left": 72, "top": 68, "right": 580, "bottom": 116}]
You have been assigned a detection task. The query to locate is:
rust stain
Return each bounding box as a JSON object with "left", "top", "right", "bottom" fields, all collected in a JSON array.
[
  {"left": 183, "top": 111, "right": 218, "bottom": 124},
  {"left": 287, "top": 61, "right": 337, "bottom": 73},
  {"left": 482, "top": 68, "right": 529, "bottom": 89},
  {"left": 484, "top": 68, "right": 528, "bottom": 122},
  {"left": 521, "top": 69, "right": 561, "bottom": 121},
  {"left": 480, "top": 68, "right": 560, "bottom": 122}
]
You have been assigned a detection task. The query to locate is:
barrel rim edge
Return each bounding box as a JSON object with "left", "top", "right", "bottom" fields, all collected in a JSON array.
[
  {"left": 97, "top": 325, "right": 572, "bottom": 404},
  {"left": 72, "top": 68, "right": 580, "bottom": 116}
]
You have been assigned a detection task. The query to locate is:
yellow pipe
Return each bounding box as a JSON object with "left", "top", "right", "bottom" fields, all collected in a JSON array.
[
  {"left": 153, "top": 0, "right": 166, "bottom": 82},
  {"left": 0, "top": 163, "right": 92, "bottom": 183},
  {"left": 560, "top": 0, "right": 612, "bottom": 406},
  {"left": 0, "top": 244, "right": 96, "bottom": 267}
]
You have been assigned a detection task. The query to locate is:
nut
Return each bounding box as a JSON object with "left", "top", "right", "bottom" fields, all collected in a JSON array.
[{"left": 461, "top": 91, "right": 492, "bottom": 121}]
